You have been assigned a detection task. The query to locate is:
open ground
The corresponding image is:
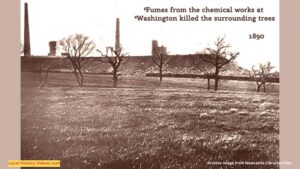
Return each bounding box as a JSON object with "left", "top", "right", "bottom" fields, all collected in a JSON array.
[{"left": 21, "top": 72, "right": 279, "bottom": 169}]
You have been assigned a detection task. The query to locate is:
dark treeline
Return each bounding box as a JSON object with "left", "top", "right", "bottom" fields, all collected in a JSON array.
[
  {"left": 146, "top": 73, "right": 279, "bottom": 83},
  {"left": 21, "top": 57, "right": 279, "bottom": 84}
]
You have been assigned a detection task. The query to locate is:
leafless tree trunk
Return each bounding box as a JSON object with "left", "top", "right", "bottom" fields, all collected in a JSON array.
[
  {"left": 202, "top": 37, "right": 239, "bottom": 91},
  {"left": 38, "top": 58, "right": 65, "bottom": 87},
  {"left": 193, "top": 56, "right": 214, "bottom": 90},
  {"left": 207, "top": 76, "right": 211, "bottom": 90},
  {"left": 248, "top": 62, "right": 274, "bottom": 92},
  {"left": 152, "top": 45, "right": 169, "bottom": 86},
  {"left": 38, "top": 63, "right": 50, "bottom": 88},
  {"left": 97, "top": 47, "right": 126, "bottom": 88},
  {"left": 59, "top": 34, "right": 96, "bottom": 87}
]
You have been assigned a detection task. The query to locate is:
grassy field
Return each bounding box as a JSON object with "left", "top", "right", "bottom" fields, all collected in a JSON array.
[{"left": 21, "top": 72, "right": 279, "bottom": 169}]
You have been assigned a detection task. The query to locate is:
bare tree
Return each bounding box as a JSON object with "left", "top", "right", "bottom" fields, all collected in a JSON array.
[
  {"left": 97, "top": 47, "right": 127, "bottom": 88},
  {"left": 59, "top": 34, "right": 96, "bottom": 87},
  {"left": 152, "top": 45, "right": 169, "bottom": 85},
  {"left": 38, "top": 57, "right": 66, "bottom": 87},
  {"left": 203, "top": 37, "right": 239, "bottom": 91},
  {"left": 193, "top": 56, "right": 215, "bottom": 90},
  {"left": 248, "top": 62, "right": 274, "bottom": 92}
]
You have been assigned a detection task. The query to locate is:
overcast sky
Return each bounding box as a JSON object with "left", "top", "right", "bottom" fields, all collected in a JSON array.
[{"left": 20, "top": 0, "right": 279, "bottom": 71}]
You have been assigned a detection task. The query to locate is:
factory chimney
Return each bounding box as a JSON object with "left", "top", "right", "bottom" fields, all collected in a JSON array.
[
  {"left": 48, "top": 41, "right": 57, "bottom": 56},
  {"left": 115, "top": 18, "right": 120, "bottom": 52},
  {"left": 24, "top": 3, "right": 31, "bottom": 57},
  {"left": 152, "top": 40, "right": 158, "bottom": 56}
]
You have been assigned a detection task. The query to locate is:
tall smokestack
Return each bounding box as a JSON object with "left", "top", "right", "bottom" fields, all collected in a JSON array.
[
  {"left": 115, "top": 18, "right": 120, "bottom": 51},
  {"left": 152, "top": 40, "right": 158, "bottom": 56},
  {"left": 24, "top": 3, "right": 31, "bottom": 57},
  {"left": 48, "top": 41, "right": 57, "bottom": 56}
]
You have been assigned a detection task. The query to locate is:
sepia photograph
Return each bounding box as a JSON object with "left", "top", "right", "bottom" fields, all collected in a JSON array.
[{"left": 20, "top": 0, "right": 279, "bottom": 168}]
